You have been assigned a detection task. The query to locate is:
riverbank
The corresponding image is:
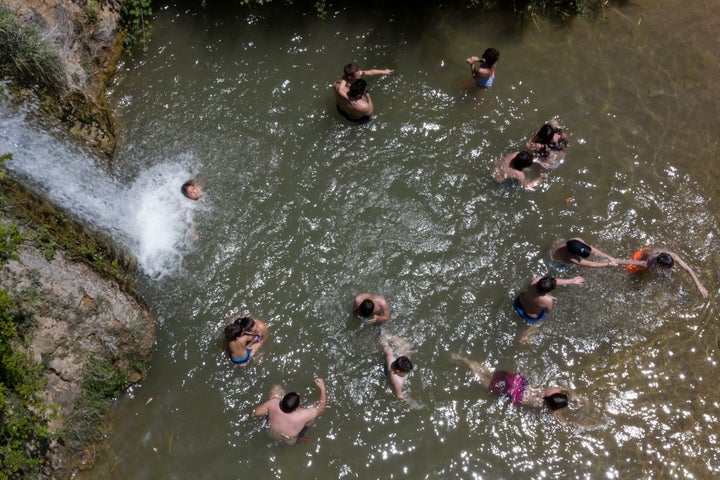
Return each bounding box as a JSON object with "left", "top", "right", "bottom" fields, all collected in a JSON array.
[
  {"left": 2, "top": 0, "right": 127, "bottom": 157},
  {"left": 0, "top": 175, "right": 154, "bottom": 479}
]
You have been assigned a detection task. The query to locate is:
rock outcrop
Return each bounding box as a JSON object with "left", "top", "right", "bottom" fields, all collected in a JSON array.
[
  {"left": 6, "top": 0, "right": 126, "bottom": 156},
  {"left": 0, "top": 179, "right": 154, "bottom": 479}
]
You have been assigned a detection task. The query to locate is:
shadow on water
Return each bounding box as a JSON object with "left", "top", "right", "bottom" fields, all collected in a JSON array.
[{"left": 2, "top": 0, "right": 719, "bottom": 478}]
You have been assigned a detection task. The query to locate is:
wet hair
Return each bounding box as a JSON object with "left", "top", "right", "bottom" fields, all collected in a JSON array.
[
  {"left": 280, "top": 392, "right": 301, "bottom": 413},
  {"left": 537, "top": 124, "right": 555, "bottom": 144},
  {"left": 509, "top": 151, "right": 534, "bottom": 171},
  {"left": 391, "top": 356, "right": 414, "bottom": 374},
  {"left": 181, "top": 179, "right": 199, "bottom": 199},
  {"left": 566, "top": 239, "right": 592, "bottom": 258},
  {"left": 482, "top": 48, "right": 499, "bottom": 67},
  {"left": 234, "top": 316, "right": 256, "bottom": 333},
  {"left": 543, "top": 392, "right": 569, "bottom": 410},
  {"left": 536, "top": 276, "right": 557, "bottom": 294},
  {"left": 343, "top": 63, "right": 359, "bottom": 77},
  {"left": 348, "top": 79, "right": 368, "bottom": 99},
  {"left": 656, "top": 252, "right": 674, "bottom": 268},
  {"left": 224, "top": 323, "right": 244, "bottom": 341},
  {"left": 358, "top": 299, "right": 375, "bottom": 318}
]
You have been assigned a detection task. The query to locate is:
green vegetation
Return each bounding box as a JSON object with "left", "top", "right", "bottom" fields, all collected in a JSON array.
[
  {"left": 121, "top": 0, "right": 152, "bottom": 51},
  {"left": 0, "top": 156, "right": 145, "bottom": 478},
  {"left": 62, "top": 355, "right": 128, "bottom": 451},
  {"left": 510, "top": 0, "right": 608, "bottom": 21},
  {"left": 237, "top": 0, "right": 611, "bottom": 21},
  {"left": 0, "top": 1, "right": 66, "bottom": 95},
  {"left": 0, "top": 170, "right": 50, "bottom": 479}
]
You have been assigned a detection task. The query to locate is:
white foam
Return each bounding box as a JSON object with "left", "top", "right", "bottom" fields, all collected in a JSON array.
[{"left": 0, "top": 103, "right": 198, "bottom": 279}]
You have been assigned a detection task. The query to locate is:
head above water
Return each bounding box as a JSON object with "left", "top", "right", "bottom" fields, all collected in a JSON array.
[
  {"left": 482, "top": 48, "right": 499, "bottom": 67},
  {"left": 537, "top": 124, "right": 555, "bottom": 144},
  {"left": 358, "top": 299, "right": 375, "bottom": 318},
  {"left": 391, "top": 356, "right": 414, "bottom": 375},
  {"left": 348, "top": 79, "right": 368, "bottom": 99},
  {"left": 655, "top": 252, "right": 674, "bottom": 268},
  {"left": 181, "top": 179, "right": 201, "bottom": 200},
  {"left": 344, "top": 63, "right": 360, "bottom": 78},
  {"left": 280, "top": 392, "right": 301, "bottom": 413},
  {"left": 234, "top": 316, "right": 256, "bottom": 333},
  {"left": 536, "top": 276, "right": 557, "bottom": 294},
  {"left": 543, "top": 392, "right": 569, "bottom": 410},
  {"left": 224, "top": 323, "right": 244, "bottom": 341},
  {"left": 566, "top": 239, "right": 592, "bottom": 258},
  {"left": 509, "top": 151, "right": 534, "bottom": 171}
]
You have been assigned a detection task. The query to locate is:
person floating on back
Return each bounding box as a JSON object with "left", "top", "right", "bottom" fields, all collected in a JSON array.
[
  {"left": 625, "top": 247, "right": 708, "bottom": 298},
  {"left": 494, "top": 151, "right": 548, "bottom": 191},
  {"left": 451, "top": 353, "right": 579, "bottom": 426},
  {"left": 466, "top": 48, "right": 499, "bottom": 88}
]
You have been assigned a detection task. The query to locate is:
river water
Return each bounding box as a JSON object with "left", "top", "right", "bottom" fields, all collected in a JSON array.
[{"left": 3, "top": 0, "right": 720, "bottom": 478}]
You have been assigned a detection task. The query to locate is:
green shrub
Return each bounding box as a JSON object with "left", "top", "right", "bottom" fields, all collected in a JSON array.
[
  {"left": 63, "top": 355, "right": 127, "bottom": 451},
  {"left": 0, "top": 1, "right": 66, "bottom": 95},
  {"left": 121, "top": 0, "right": 152, "bottom": 51},
  {"left": 0, "top": 230, "right": 51, "bottom": 480}
]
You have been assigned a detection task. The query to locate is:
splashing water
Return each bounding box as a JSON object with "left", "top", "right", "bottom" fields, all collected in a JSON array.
[{"left": 0, "top": 100, "right": 199, "bottom": 279}]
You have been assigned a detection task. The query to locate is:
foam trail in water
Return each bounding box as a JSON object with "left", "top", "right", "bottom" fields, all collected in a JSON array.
[{"left": 0, "top": 104, "right": 198, "bottom": 279}]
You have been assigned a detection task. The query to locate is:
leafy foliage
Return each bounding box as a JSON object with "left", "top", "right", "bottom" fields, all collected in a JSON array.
[
  {"left": 0, "top": 1, "right": 66, "bottom": 95},
  {"left": 0, "top": 218, "right": 50, "bottom": 480},
  {"left": 63, "top": 356, "right": 128, "bottom": 450},
  {"left": 121, "top": 0, "right": 152, "bottom": 51},
  {"left": 236, "top": 0, "right": 610, "bottom": 20}
]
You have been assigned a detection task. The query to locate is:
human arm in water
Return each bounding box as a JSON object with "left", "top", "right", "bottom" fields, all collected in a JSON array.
[
  {"left": 333, "top": 79, "right": 350, "bottom": 100},
  {"left": 668, "top": 251, "right": 709, "bottom": 298},
  {"left": 360, "top": 68, "right": 394, "bottom": 77},
  {"left": 554, "top": 276, "right": 585, "bottom": 286}
]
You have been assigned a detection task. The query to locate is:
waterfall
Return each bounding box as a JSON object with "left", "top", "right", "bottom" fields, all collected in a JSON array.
[{"left": 0, "top": 99, "right": 199, "bottom": 279}]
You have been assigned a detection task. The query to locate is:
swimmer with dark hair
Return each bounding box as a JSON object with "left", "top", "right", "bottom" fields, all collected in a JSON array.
[
  {"left": 253, "top": 379, "right": 327, "bottom": 445},
  {"left": 333, "top": 78, "right": 374, "bottom": 122},
  {"left": 466, "top": 48, "right": 499, "bottom": 88},
  {"left": 550, "top": 237, "right": 637, "bottom": 268},
  {"left": 625, "top": 247, "right": 708, "bottom": 298},
  {"left": 223, "top": 314, "right": 268, "bottom": 365},
  {"left": 380, "top": 333, "right": 414, "bottom": 402},
  {"left": 515, "top": 274, "right": 584, "bottom": 345},
  {"left": 451, "top": 353, "right": 579, "bottom": 426},
  {"left": 353, "top": 293, "right": 390, "bottom": 324},
  {"left": 181, "top": 179, "right": 201, "bottom": 200},
  {"left": 514, "top": 274, "right": 584, "bottom": 323},
  {"left": 494, "top": 151, "right": 549, "bottom": 191},
  {"left": 527, "top": 121, "right": 568, "bottom": 168}
]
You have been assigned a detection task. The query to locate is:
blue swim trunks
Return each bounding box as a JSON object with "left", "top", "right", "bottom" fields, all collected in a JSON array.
[
  {"left": 476, "top": 73, "right": 494, "bottom": 88},
  {"left": 513, "top": 297, "right": 547, "bottom": 323}
]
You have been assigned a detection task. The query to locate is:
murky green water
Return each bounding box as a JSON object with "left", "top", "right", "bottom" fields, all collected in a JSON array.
[{"left": 80, "top": 1, "right": 719, "bottom": 478}]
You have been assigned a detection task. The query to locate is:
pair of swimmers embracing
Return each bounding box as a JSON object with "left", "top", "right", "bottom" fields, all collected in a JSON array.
[{"left": 224, "top": 316, "right": 267, "bottom": 365}]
